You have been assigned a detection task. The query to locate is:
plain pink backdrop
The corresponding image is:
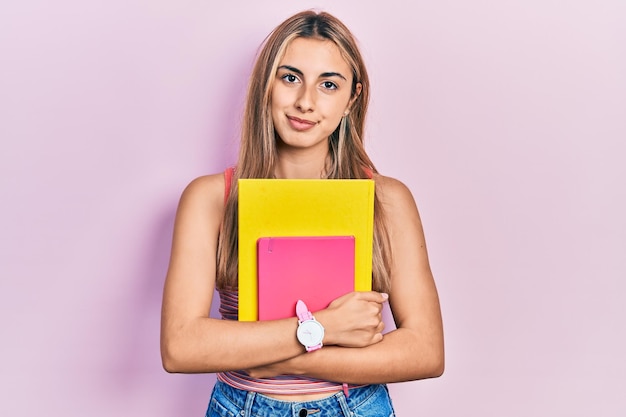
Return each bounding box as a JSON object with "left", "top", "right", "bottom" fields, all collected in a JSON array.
[{"left": 1, "top": 1, "right": 625, "bottom": 416}]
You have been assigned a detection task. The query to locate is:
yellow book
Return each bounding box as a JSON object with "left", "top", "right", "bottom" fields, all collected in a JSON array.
[{"left": 238, "top": 179, "right": 375, "bottom": 321}]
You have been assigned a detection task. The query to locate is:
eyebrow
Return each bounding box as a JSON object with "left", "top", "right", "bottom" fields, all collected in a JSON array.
[{"left": 278, "top": 65, "right": 347, "bottom": 81}]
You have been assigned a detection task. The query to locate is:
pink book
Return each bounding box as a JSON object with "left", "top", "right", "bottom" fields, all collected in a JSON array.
[{"left": 257, "top": 236, "right": 355, "bottom": 320}]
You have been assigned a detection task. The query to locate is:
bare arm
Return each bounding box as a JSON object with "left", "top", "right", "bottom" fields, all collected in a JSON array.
[
  {"left": 246, "top": 175, "right": 445, "bottom": 383},
  {"left": 160, "top": 174, "right": 304, "bottom": 372},
  {"left": 160, "top": 174, "right": 387, "bottom": 373}
]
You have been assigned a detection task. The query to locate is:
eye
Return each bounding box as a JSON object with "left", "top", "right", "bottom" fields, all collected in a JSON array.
[
  {"left": 281, "top": 74, "right": 299, "bottom": 84},
  {"left": 321, "top": 81, "right": 337, "bottom": 90}
]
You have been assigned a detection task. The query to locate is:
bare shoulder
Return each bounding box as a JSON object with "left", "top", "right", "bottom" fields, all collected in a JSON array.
[
  {"left": 179, "top": 172, "right": 226, "bottom": 205},
  {"left": 373, "top": 174, "right": 419, "bottom": 214},
  {"left": 175, "top": 172, "right": 228, "bottom": 223}
]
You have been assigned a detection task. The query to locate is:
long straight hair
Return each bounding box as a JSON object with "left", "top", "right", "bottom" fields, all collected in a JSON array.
[{"left": 217, "top": 11, "right": 392, "bottom": 293}]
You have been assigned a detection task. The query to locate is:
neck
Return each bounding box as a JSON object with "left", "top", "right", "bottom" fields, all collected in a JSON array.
[{"left": 274, "top": 149, "right": 330, "bottom": 179}]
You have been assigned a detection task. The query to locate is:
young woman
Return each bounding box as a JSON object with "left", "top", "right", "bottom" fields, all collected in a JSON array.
[{"left": 161, "top": 10, "right": 444, "bottom": 416}]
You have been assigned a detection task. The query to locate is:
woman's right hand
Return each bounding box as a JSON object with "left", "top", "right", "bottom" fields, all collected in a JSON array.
[{"left": 315, "top": 291, "right": 388, "bottom": 348}]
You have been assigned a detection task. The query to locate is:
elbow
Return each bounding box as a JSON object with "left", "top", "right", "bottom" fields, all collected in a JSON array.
[
  {"left": 161, "top": 346, "right": 179, "bottom": 373},
  {"left": 161, "top": 336, "right": 220, "bottom": 374},
  {"left": 398, "top": 354, "right": 444, "bottom": 382},
  {"left": 161, "top": 354, "right": 179, "bottom": 374},
  {"left": 423, "top": 331, "right": 445, "bottom": 378},
  {"left": 413, "top": 346, "right": 444, "bottom": 380},
  {"left": 427, "top": 346, "right": 445, "bottom": 378},
  {"left": 430, "top": 355, "right": 445, "bottom": 378},
  {"left": 160, "top": 339, "right": 187, "bottom": 373},
  {"left": 413, "top": 356, "right": 444, "bottom": 380}
]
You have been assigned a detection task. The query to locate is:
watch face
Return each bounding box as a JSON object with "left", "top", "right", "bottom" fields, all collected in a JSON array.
[{"left": 297, "top": 320, "right": 324, "bottom": 346}]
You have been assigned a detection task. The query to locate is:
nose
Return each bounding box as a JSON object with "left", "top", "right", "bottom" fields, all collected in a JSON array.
[{"left": 295, "top": 84, "right": 315, "bottom": 113}]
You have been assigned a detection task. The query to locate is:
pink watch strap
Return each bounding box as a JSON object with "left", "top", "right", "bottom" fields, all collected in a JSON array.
[
  {"left": 296, "top": 300, "right": 322, "bottom": 352},
  {"left": 296, "top": 300, "right": 313, "bottom": 322}
]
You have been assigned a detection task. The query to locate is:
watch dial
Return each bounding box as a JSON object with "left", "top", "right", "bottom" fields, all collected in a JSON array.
[{"left": 297, "top": 321, "right": 324, "bottom": 345}]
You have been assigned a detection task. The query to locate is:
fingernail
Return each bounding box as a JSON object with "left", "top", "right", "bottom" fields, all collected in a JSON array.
[{"left": 381, "top": 293, "right": 389, "bottom": 300}]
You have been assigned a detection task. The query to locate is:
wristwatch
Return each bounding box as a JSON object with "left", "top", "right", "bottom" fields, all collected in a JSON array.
[{"left": 296, "top": 300, "right": 325, "bottom": 352}]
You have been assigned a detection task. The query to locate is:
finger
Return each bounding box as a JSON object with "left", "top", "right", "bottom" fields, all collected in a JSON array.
[
  {"left": 376, "top": 319, "right": 385, "bottom": 333},
  {"left": 368, "top": 301, "right": 384, "bottom": 316},
  {"left": 358, "top": 291, "right": 389, "bottom": 303}
]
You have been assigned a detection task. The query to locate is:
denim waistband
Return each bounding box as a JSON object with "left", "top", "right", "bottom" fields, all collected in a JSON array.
[{"left": 213, "top": 380, "right": 387, "bottom": 417}]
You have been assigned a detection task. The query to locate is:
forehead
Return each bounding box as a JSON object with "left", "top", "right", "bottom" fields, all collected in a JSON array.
[{"left": 279, "top": 37, "right": 352, "bottom": 78}]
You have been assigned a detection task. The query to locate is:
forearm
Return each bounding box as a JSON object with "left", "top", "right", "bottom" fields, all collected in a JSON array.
[
  {"left": 161, "top": 290, "right": 390, "bottom": 374},
  {"left": 250, "top": 328, "right": 444, "bottom": 384},
  {"left": 161, "top": 315, "right": 303, "bottom": 373}
]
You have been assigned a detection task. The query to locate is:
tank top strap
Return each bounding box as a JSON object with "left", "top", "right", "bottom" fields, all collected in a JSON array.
[{"left": 224, "top": 167, "right": 235, "bottom": 205}]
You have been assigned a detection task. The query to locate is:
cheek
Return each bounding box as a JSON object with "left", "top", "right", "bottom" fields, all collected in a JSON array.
[
  {"left": 326, "top": 90, "right": 352, "bottom": 112},
  {"left": 271, "top": 84, "right": 293, "bottom": 108},
  {"left": 270, "top": 92, "right": 285, "bottom": 122},
  {"left": 324, "top": 97, "right": 350, "bottom": 122}
]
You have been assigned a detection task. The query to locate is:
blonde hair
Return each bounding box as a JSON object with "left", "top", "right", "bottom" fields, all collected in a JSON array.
[{"left": 217, "top": 10, "right": 392, "bottom": 293}]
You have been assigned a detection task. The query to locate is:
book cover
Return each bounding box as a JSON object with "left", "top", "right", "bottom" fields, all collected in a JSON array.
[
  {"left": 238, "top": 179, "right": 374, "bottom": 321},
  {"left": 257, "top": 236, "right": 355, "bottom": 320}
]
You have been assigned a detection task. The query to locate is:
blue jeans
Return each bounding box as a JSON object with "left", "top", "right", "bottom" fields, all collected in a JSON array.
[{"left": 206, "top": 381, "right": 396, "bottom": 417}]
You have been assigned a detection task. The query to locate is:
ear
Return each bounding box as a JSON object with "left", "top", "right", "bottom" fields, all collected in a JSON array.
[
  {"left": 346, "top": 82, "right": 362, "bottom": 113},
  {"left": 352, "top": 82, "right": 362, "bottom": 101}
]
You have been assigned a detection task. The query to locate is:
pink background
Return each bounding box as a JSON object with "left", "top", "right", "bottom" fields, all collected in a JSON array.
[{"left": 1, "top": 1, "right": 625, "bottom": 415}]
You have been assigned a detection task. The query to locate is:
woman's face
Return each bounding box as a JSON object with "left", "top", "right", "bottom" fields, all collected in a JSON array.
[{"left": 271, "top": 37, "right": 360, "bottom": 153}]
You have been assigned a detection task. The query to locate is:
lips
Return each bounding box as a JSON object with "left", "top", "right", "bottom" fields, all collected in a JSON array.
[{"left": 287, "top": 115, "right": 316, "bottom": 131}]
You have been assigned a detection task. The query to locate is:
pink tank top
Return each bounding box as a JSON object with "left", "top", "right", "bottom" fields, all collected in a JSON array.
[{"left": 216, "top": 167, "right": 371, "bottom": 395}]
